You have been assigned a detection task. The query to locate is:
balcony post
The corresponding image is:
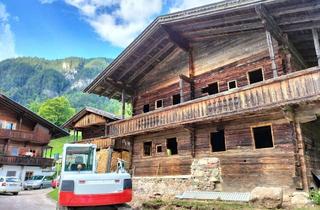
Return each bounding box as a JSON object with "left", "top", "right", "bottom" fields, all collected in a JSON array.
[
  {"left": 265, "top": 30, "right": 278, "bottom": 77},
  {"left": 121, "top": 89, "right": 126, "bottom": 119},
  {"left": 312, "top": 28, "right": 320, "bottom": 66},
  {"left": 188, "top": 48, "right": 195, "bottom": 100},
  {"left": 179, "top": 78, "right": 184, "bottom": 103}
]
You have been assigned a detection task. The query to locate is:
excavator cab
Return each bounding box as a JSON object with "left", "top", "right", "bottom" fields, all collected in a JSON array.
[{"left": 58, "top": 144, "right": 132, "bottom": 210}]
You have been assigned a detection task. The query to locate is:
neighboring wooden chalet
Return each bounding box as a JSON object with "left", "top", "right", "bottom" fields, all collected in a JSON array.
[
  {"left": 0, "top": 94, "right": 68, "bottom": 180},
  {"left": 63, "top": 107, "right": 131, "bottom": 172},
  {"left": 85, "top": 0, "right": 320, "bottom": 192},
  {"left": 63, "top": 107, "right": 120, "bottom": 144}
]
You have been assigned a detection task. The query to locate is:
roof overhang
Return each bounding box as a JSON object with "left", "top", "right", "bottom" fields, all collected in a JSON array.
[
  {"left": 84, "top": 0, "right": 320, "bottom": 100},
  {"left": 63, "top": 107, "right": 121, "bottom": 130},
  {"left": 0, "top": 94, "right": 69, "bottom": 138}
]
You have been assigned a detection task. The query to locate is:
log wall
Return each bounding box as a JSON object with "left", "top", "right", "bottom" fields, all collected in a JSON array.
[
  {"left": 132, "top": 114, "right": 297, "bottom": 191},
  {"left": 0, "top": 105, "right": 35, "bottom": 131},
  {"left": 82, "top": 125, "right": 106, "bottom": 140},
  {"left": 301, "top": 119, "right": 320, "bottom": 187},
  {"left": 133, "top": 32, "right": 297, "bottom": 115}
]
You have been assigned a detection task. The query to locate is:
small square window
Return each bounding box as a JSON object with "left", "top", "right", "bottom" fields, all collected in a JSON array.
[
  {"left": 166, "top": 138, "right": 178, "bottom": 155},
  {"left": 155, "top": 99, "right": 163, "bottom": 109},
  {"left": 210, "top": 130, "right": 226, "bottom": 152},
  {"left": 252, "top": 125, "right": 273, "bottom": 149},
  {"left": 248, "top": 69, "right": 264, "bottom": 84},
  {"left": 143, "top": 142, "right": 152, "bottom": 156},
  {"left": 202, "top": 82, "right": 219, "bottom": 95},
  {"left": 156, "top": 144, "right": 162, "bottom": 153},
  {"left": 172, "top": 94, "right": 181, "bottom": 105},
  {"left": 143, "top": 104, "right": 150, "bottom": 113},
  {"left": 228, "top": 80, "right": 237, "bottom": 90}
]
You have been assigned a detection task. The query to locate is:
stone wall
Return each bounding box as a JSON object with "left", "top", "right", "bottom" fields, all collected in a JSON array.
[
  {"left": 191, "top": 157, "right": 221, "bottom": 191},
  {"left": 133, "top": 157, "right": 222, "bottom": 199}
]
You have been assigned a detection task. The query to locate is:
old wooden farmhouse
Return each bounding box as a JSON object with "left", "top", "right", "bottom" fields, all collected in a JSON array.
[
  {"left": 84, "top": 0, "right": 320, "bottom": 192},
  {"left": 0, "top": 94, "right": 68, "bottom": 181}
]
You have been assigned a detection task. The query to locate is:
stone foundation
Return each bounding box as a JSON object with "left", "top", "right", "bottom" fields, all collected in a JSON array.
[
  {"left": 191, "top": 157, "right": 221, "bottom": 190},
  {"left": 133, "top": 157, "right": 222, "bottom": 199}
]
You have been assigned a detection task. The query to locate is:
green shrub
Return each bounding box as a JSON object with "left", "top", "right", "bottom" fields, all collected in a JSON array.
[{"left": 310, "top": 190, "right": 320, "bottom": 205}]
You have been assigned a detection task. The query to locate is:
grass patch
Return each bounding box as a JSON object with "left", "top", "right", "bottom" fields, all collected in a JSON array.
[
  {"left": 48, "top": 188, "right": 58, "bottom": 201},
  {"left": 142, "top": 199, "right": 254, "bottom": 210},
  {"left": 45, "top": 135, "right": 77, "bottom": 158}
]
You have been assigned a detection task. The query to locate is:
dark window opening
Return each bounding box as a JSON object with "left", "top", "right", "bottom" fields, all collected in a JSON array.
[
  {"left": 253, "top": 126, "right": 273, "bottom": 149},
  {"left": 172, "top": 94, "right": 181, "bottom": 105},
  {"left": 228, "top": 81, "right": 237, "bottom": 89},
  {"left": 202, "top": 82, "right": 219, "bottom": 95},
  {"left": 143, "top": 104, "right": 150, "bottom": 113},
  {"left": 210, "top": 130, "right": 226, "bottom": 152},
  {"left": 248, "top": 69, "right": 264, "bottom": 84},
  {"left": 156, "top": 145, "right": 162, "bottom": 153},
  {"left": 166, "top": 138, "right": 178, "bottom": 155},
  {"left": 143, "top": 142, "right": 152, "bottom": 156},
  {"left": 156, "top": 100, "right": 163, "bottom": 109}
]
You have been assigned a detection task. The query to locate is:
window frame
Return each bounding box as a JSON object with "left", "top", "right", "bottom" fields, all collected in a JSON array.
[
  {"left": 201, "top": 81, "right": 220, "bottom": 96},
  {"left": 250, "top": 124, "right": 275, "bottom": 150},
  {"left": 247, "top": 68, "right": 265, "bottom": 85},
  {"left": 155, "top": 99, "right": 164, "bottom": 109},
  {"left": 143, "top": 141, "right": 153, "bottom": 157},
  {"left": 209, "top": 129, "right": 227, "bottom": 153},
  {"left": 227, "top": 80, "right": 238, "bottom": 90},
  {"left": 166, "top": 137, "right": 178, "bottom": 156},
  {"left": 155, "top": 144, "right": 163, "bottom": 154},
  {"left": 143, "top": 104, "right": 150, "bottom": 113},
  {"left": 172, "top": 93, "right": 181, "bottom": 105}
]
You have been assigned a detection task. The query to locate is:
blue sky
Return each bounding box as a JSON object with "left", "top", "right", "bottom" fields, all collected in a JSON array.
[{"left": 0, "top": 0, "right": 219, "bottom": 60}]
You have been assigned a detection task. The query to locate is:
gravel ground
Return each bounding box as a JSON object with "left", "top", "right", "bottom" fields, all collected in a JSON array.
[{"left": 0, "top": 188, "right": 56, "bottom": 210}]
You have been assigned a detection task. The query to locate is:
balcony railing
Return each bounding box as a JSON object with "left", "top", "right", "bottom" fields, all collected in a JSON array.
[
  {"left": 0, "top": 155, "right": 54, "bottom": 167},
  {"left": 107, "top": 67, "right": 320, "bottom": 138},
  {"left": 0, "top": 129, "right": 50, "bottom": 144}
]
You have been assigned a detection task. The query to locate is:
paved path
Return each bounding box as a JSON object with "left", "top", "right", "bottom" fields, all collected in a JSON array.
[{"left": 0, "top": 188, "right": 56, "bottom": 210}]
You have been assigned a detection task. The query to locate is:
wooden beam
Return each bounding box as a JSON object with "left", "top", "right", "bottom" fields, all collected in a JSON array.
[
  {"left": 104, "top": 77, "right": 133, "bottom": 96},
  {"left": 255, "top": 4, "right": 307, "bottom": 69},
  {"left": 121, "top": 89, "right": 125, "bottom": 119},
  {"left": 117, "top": 35, "right": 169, "bottom": 80},
  {"left": 183, "top": 125, "right": 196, "bottom": 158},
  {"left": 185, "top": 22, "right": 262, "bottom": 37},
  {"left": 127, "top": 43, "right": 175, "bottom": 83},
  {"left": 312, "top": 28, "right": 320, "bottom": 66},
  {"left": 188, "top": 48, "right": 195, "bottom": 100},
  {"left": 179, "top": 78, "right": 184, "bottom": 103},
  {"left": 161, "top": 25, "right": 190, "bottom": 51},
  {"left": 293, "top": 121, "right": 309, "bottom": 191},
  {"left": 265, "top": 30, "right": 278, "bottom": 77},
  {"left": 174, "top": 12, "right": 258, "bottom": 32},
  {"left": 179, "top": 74, "right": 193, "bottom": 83},
  {"left": 272, "top": 1, "right": 320, "bottom": 17}
]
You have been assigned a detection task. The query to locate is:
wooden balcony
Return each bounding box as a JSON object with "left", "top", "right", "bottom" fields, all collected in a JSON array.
[
  {"left": 0, "top": 155, "right": 54, "bottom": 168},
  {"left": 107, "top": 67, "right": 320, "bottom": 138},
  {"left": 0, "top": 129, "right": 50, "bottom": 144}
]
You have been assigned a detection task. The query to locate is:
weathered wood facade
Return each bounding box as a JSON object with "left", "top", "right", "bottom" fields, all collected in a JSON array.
[
  {"left": 63, "top": 107, "right": 120, "bottom": 144},
  {"left": 0, "top": 94, "right": 68, "bottom": 168},
  {"left": 85, "top": 0, "right": 320, "bottom": 191}
]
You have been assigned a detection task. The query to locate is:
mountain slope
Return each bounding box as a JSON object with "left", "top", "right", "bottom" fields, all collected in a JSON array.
[{"left": 0, "top": 57, "right": 112, "bottom": 110}]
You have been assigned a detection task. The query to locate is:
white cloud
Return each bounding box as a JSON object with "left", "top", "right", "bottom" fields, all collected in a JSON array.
[
  {"left": 169, "top": 0, "right": 224, "bottom": 13},
  {"left": 0, "top": 3, "right": 16, "bottom": 61},
  {"left": 66, "top": 0, "right": 224, "bottom": 48},
  {"left": 65, "top": 0, "right": 162, "bottom": 48}
]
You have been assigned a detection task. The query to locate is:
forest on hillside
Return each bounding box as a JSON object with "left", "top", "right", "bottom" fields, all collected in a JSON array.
[{"left": 0, "top": 57, "right": 131, "bottom": 125}]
